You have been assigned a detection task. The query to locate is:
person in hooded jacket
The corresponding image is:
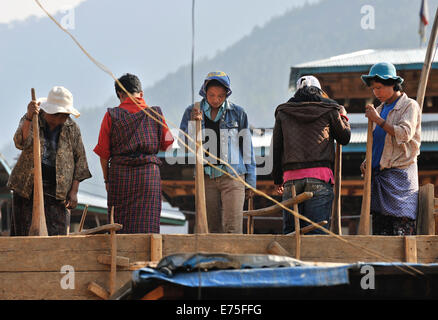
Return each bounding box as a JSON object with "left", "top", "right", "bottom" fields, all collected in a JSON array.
[
  {"left": 179, "top": 71, "right": 256, "bottom": 233},
  {"left": 272, "top": 75, "right": 351, "bottom": 234}
]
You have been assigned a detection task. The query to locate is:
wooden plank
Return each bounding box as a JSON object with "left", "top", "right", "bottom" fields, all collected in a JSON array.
[
  {"left": 88, "top": 281, "right": 109, "bottom": 300},
  {"left": 267, "top": 241, "right": 291, "bottom": 257},
  {"left": 160, "top": 234, "right": 407, "bottom": 263},
  {"left": 141, "top": 286, "right": 164, "bottom": 300},
  {"left": 404, "top": 236, "right": 418, "bottom": 263},
  {"left": 0, "top": 270, "right": 132, "bottom": 300},
  {"left": 0, "top": 234, "right": 149, "bottom": 272},
  {"left": 417, "top": 184, "right": 435, "bottom": 235},
  {"left": 243, "top": 192, "right": 313, "bottom": 217},
  {"left": 69, "top": 223, "right": 122, "bottom": 235},
  {"left": 97, "top": 254, "right": 130, "bottom": 268}
]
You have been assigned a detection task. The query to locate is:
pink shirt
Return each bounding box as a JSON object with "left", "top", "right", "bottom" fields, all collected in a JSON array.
[{"left": 283, "top": 167, "right": 334, "bottom": 185}]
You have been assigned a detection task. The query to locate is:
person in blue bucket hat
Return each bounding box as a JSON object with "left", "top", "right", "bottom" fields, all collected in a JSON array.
[
  {"left": 360, "top": 62, "right": 421, "bottom": 236},
  {"left": 179, "top": 71, "right": 256, "bottom": 234}
]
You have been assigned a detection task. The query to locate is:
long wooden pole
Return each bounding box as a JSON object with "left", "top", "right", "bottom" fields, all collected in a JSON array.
[
  {"left": 28, "top": 88, "right": 48, "bottom": 236},
  {"left": 330, "top": 143, "right": 342, "bottom": 235},
  {"left": 358, "top": 119, "right": 373, "bottom": 235},
  {"left": 194, "top": 102, "right": 208, "bottom": 233},
  {"left": 291, "top": 185, "right": 301, "bottom": 260},
  {"left": 415, "top": 8, "right": 438, "bottom": 235},
  {"left": 417, "top": 7, "right": 438, "bottom": 112}
]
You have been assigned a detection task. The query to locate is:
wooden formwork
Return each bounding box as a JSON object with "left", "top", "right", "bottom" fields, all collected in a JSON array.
[{"left": 1, "top": 233, "right": 438, "bottom": 299}]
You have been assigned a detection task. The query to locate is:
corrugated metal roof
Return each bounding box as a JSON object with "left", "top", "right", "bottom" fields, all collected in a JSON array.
[{"left": 290, "top": 48, "right": 438, "bottom": 90}]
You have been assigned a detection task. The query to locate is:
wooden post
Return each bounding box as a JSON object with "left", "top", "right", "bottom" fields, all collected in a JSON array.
[
  {"left": 246, "top": 196, "right": 254, "bottom": 234},
  {"left": 404, "top": 236, "right": 418, "bottom": 263},
  {"left": 417, "top": 7, "right": 438, "bottom": 111},
  {"left": 109, "top": 206, "right": 117, "bottom": 295},
  {"left": 28, "top": 88, "right": 48, "bottom": 236},
  {"left": 330, "top": 143, "right": 342, "bottom": 235},
  {"left": 194, "top": 102, "right": 208, "bottom": 234},
  {"left": 291, "top": 185, "right": 301, "bottom": 260},
  {"left": 358, "top": 119, "right": 373, "bottom": 235},
  {"left": 150, "top": 234, "right": 163, "bottom": 262},
  {"left": 417, "top": 183, "right": 435, "bottom": 235}
]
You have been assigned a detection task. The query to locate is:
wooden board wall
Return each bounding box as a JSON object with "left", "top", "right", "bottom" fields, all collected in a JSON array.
[{"left": 1, "top": 234, "right": 438, "bottom": 299}]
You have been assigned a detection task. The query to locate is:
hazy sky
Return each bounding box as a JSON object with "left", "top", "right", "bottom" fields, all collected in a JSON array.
[{"left": 0, "top": 0, "right": 87, "bottom": 24}]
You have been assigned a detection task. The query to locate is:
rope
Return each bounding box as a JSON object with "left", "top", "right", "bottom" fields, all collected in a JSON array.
[{"left": 33, "top": 0, "right": 424, "bottom": 277}]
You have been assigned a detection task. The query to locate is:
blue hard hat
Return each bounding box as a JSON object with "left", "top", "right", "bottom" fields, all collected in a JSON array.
[
  {"left": 199, "top": 71, "right": 232, "bottom": 98},
  {"left": 361, "top": 62, "right": 404, "bottom": 86}
]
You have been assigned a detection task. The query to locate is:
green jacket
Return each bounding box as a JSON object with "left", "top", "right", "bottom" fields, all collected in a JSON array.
[{"left": 7, "top": 112, "right": 92, "bottom": 200}]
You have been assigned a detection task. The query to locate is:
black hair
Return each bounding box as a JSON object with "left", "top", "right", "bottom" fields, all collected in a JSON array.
[
  {"left": 205, "top": 79, "right": 227, "bottom": 92},
  {"left": 115, "top": 73, "right": 142, "bottom": 96},
  {"left": 288, "top": 85, "right": 337, "bottom": 104},
  {"left": 368, "top": 77, "right": 403, "bottom": 92}
]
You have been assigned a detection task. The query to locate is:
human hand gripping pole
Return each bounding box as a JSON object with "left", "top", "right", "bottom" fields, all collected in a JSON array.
[{"left": 28, "top": 88, "right": 48, "bottom": 236}]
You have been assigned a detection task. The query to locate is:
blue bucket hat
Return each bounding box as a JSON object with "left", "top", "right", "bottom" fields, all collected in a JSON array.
[
  {"left": 361, "top": 62, "right": 404, "bottom": 86},
  {"left": 199, "top": 71, "right": 232, "bottom": 98}
]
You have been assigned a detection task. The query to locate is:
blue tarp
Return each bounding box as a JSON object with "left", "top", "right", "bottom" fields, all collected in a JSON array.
[{"left": 133, "top": 265, "right": 351, "bottom": 289}]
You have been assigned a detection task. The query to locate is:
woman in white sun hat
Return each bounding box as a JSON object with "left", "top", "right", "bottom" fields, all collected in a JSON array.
[{"left": 7, "top": 86, "right": 92, "bottom": 236}]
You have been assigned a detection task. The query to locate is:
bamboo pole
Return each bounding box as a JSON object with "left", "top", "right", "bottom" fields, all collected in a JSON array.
[
  {"left": 28, "top": 88, "right": 48, "bottom": 236},
  {"left": 358, "top": 119, "right": 373, "bottom": 235},
  {"left": 194, "top": 102, "right": 208, "bottom": 233},
  {"left": 330, "top": 143, "right": 342, "bottom": 235}
]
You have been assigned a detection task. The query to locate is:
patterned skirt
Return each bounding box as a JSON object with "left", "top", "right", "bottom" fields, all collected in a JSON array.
[
  {"left": 10, "top": 184, "right": 70, "bottom": 236},
  {"left": 108, "top": 162, "right": 161, "bottom": 234},
  {"left": 371, "top": 163, "right": 418, "bottom": 220},
  {"left": 370, "top": 163, "right": 418, "bottom": 236}
]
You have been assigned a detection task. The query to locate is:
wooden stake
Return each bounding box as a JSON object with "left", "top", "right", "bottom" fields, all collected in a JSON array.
[
  {"left": 78, "top": 204, "right": 89, "bottom": 232},
  {"left": 194, "top": 102, "right": 208, "bottom": 233},
  {"left": 109, "top": 206, "right": 117, "bottom": 295},
  {"left": 291, "top": 185, "right": 301, "bottom": 260},
  {"left": 330, "top": 143, "right": 342, "bottom": 235},
  {"left": 246, "top": 196, "right": 254, "bottom": 234},
  {"left": 286, "top": 220, "right": 328, "bottom": 236},
  {"left": 358, "top": 119, "right": 373, "bottom": 235},
  {"left": 28, "top": 88, "right": 48, "bottom": 237}
]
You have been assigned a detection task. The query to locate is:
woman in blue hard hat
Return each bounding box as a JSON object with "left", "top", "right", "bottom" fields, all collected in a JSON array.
[{"left": 360, "top": 62, "right": 421, "bottom": 236}]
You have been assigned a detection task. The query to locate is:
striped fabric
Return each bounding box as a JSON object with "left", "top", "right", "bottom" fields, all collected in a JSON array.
[
  {"left": 107, "top": 106, "right": 163, "bottom": 233},
  {"left": 371, "top": 163, "right": 419, "bottom": 220}
]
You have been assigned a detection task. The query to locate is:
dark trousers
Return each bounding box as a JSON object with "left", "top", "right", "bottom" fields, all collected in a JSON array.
[{"left": 282, "top": 178, "right": 334, "bottom": 235}]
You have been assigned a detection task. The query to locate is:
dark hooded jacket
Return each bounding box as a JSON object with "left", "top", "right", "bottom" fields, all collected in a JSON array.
[{"left": 271, "top": 99, "right": 351, "bottom": 185}]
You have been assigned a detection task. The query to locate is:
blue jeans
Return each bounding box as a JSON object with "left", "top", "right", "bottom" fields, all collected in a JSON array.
[{"left": 282, "top": 178, "right": 334, "bottom": 235}]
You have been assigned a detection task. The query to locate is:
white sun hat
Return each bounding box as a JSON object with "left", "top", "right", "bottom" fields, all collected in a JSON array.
[{"left": 38, "top": 86, "right": 80, "bottom": 118}]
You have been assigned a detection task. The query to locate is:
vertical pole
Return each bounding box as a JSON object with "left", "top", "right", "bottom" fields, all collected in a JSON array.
[
  {"left": 358, "top": 120, "right": 373, "bottom": 235},
  {"left": 291, "top": 185, "right": 301, "bottom": 260},
  {"left": 330, "top": 143, "right": 342, "bottom": 235},
  {"left": 28, "top": 88, "right": 48, "bottom": 236}
]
